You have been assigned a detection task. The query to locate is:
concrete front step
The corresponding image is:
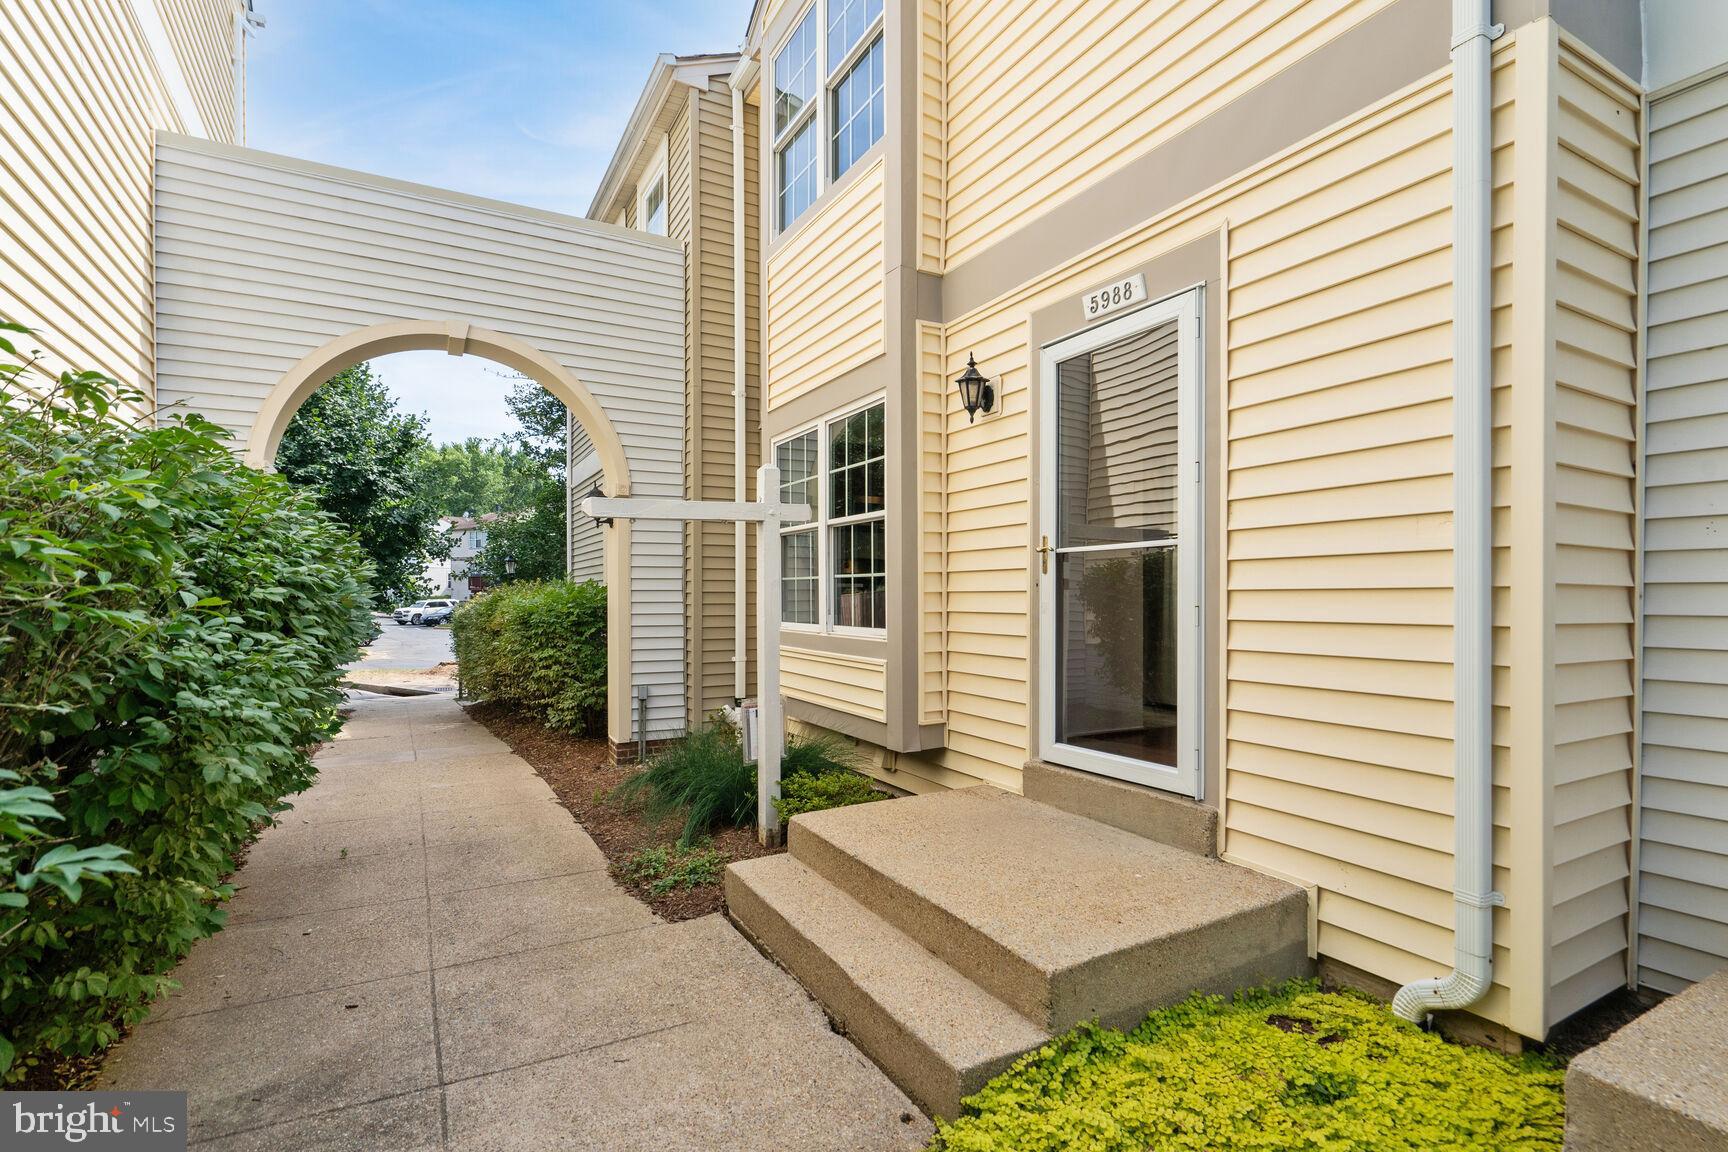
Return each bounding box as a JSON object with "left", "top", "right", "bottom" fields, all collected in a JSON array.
[
  {"left": 725, "top": 854, "right": 1049, "bottom": 1119},
  {"left": 787, "top": 786, "right": 1311, "bottom": 1034},
  {"left": 1565, "top": 970, "right": 1728, "bottom": 1151}
]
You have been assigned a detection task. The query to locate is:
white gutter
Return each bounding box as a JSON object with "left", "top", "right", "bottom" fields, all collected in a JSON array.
[
  {"left": 729, "top": 54, "right": 760, "bottom": 701},
  {"left": 1393, "top": 0, "right": 1504, "bottom": 1023}
]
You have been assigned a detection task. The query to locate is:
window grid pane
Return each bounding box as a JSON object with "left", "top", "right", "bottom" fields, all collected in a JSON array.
[
  {"left": 831, "top": 519, "right": 885, "bottom": 630},
  {"left": 829, "top": 402, "right": 885, "bottom": 522},
  {"left": 775, "top": 430, "right": 818, "bottom": 510},
  {"left": 826, "top": 0, "right": 882, "bottom": 73},
  {"left": 774, "top": 9, "right": 817, "bottom": 138},
  {"left": 777, "top": 118, "right": 818, "bottom": 231},
  {"left": 782, "top": 529, "right": 818, "bottom": 625},
  {"left": 643, "top": 181, "right": 666, "bottom": 236},
  {"left": 831, "top": 36, "right": 885, "bottom": 180}
]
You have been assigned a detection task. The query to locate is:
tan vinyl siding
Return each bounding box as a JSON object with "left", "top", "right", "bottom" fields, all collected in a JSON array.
[
  {"left": 1544, "top": 43, "right": 1639, "bottom": 1026},
  {"left": 784, "top": 646, "right": 889, "bottom": 723},
  {"left": 764, "top": 155, "right": 885, "bottom": 410},
  {"left": 568, "top": 418, "right": 603, "bottom": 582},
  {"left": 916, "top": 0, "right": 946, "bottom": 273},
  {"left": 1639, "top": 67, "right": 1728, "bottom": 994},
  {"left": 1224, "top": 51, "right": 1518, "bottom": 1029},
  {"left": 0, "top": 0, "right": 227, "bottom": 408},
  {"left": 939, "top": 0, "right": 1402, "bottom": 270},
  {"left": 160, "top": 0, "right": 239, "bottom": 142},
  {"left": 687, "top": 78, "right": 762, "bottom": 720},
  {"left": 917, "top": 321, "right": 947, "bottom": 724}
]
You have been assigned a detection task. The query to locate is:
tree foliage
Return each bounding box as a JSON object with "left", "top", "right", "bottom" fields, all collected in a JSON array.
[
  {"left": 417, "top": 438, "right": 533, "bottom": 519},
  {"left": 0, "top": 321, "right": 373, "bottom": 1079},
  {"left": 275, "top": 363, "right": 444, "bottom": 603},
  {"left": 468, "top": 376, "right": 568, "bottom": 583}
]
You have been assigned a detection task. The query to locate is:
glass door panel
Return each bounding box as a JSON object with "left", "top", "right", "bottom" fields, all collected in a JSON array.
[{"left": 1038, "top": 292, "right": 1201, "bottom": 796}]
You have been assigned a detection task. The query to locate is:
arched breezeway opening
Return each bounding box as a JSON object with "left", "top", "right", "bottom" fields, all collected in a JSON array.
[
  {"left": 152, "top": 134, "right": 691, "bottom": 755},
  {"left": 244, "top": 319, "right": 640, "bottom": 747}
]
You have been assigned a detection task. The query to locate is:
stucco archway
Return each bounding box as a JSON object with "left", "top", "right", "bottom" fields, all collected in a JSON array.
[{"left": 248, "top": 319, "right": 639, "bottom": 745}]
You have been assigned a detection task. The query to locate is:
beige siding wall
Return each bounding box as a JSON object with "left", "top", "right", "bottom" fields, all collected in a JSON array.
[
  {"left": 0, "top": 0, "right": 230, "bottom": 407},
  {"left": 1639, "top": 67, "right": 1728, "bottom": 993},
  {"left": 568, "top": 418, "right": 604, "bottom": 582},
  {"left": 1544, "top": 43, "right": 1639, "bottom": 1026},
  {"left": 160, "top": 0, "right": 240, "bottom": 142},
  {"left": 894, "top": 28, "right": 1607, "bottom": 1030},
  {"left": 764, "top": 156, "right": 886, "bottom": 410},
  {"left": 938, "top": 0, "right": 1402, "bottom": 271},
  {"left": 687, "top": 79, "right": 763, "bottom": 721},
  {"left": 784, "top": 646, "right": 889, "bottom": 723},
  {"left": 916, "top": 0, "right": 946, "bottom": 273},
  {"left": 917, "top": 321, "right": 947, "bottom": 725}
]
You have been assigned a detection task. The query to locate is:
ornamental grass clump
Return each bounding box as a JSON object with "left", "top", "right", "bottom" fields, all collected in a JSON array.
[
  {"left": 0, "top": 323, "right": 374, "bottom": 1081},
  {"left": 930, "top": 981, "right": 1566, "bottom": 1152},
  {"left": 619, "top": 722, "right": 753, "bottom": 847}
]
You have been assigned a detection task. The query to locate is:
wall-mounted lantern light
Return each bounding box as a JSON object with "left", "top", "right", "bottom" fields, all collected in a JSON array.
[
  {"left": 503, "top": 554, "right": 517, "bottom": 578},
  {"left": 956, "top": 354, "right": 995, "bottom": 423},
  {"left": 586, "top": 482, "right": 613, "bottom": 527}
]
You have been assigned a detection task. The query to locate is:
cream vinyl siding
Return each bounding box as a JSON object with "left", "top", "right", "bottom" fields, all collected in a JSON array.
[
  {"left": 907, "top": 30, "right": 1585, "bottom": 1027},
  {"left": 159, "top": 0, "right": 239, "bottom": 141},
  {"left": 918, "top": 320, "right": 948, "bottom": 725},
  {"left": 686, "top": 78, "right": 763, "bottom": 720},
  {"left": 939, "top": 0, "right": 1401, "bottom": 270},
  {"left": 916, "top": 0, "right": 947, "bottom": 273},
  {"left": 152, "top": 135, "right": 690, "bottom": 738},
  {"left": 568, "top": 418, "right": 604, "bottom": 582},
  {"left": 0, "top": 0, "right": 227, "bottom": 407},
  {"left": 1639, "top": 67, "right": 1728, "bottom": 994},
  {"left": 1544, "top": 44, "right": 1639, "bottom": 1026},
  {"left": 764, "top": 155, "right": 886, "bottom": 410},
  {"left": 784, "top": 646, "right": 889, "bottom": 723}
]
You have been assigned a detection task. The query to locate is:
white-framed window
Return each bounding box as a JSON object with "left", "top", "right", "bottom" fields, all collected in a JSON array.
[
  {"left": 774, "top": 398, "right": 887, "bottom": 633},
  {"left": 638, "top": 136, "right": 668, "bottom": 236},
  {"left": 771, "top": 0, "right": 885, "bottom": 234}
]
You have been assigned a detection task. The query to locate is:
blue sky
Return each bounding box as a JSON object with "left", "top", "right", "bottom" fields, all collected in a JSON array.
[{"left": 247, "top": 0, "right": 753, "bottom": 442}]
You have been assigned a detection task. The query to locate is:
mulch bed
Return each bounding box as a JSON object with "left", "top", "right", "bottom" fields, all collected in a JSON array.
[{"left": 464, "top": 701, "right": 781, "bottom": 920}]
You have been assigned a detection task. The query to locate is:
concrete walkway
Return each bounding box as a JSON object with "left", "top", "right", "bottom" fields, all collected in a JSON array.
[{"left": 102, "top": 692, "right": 931, "bottom": 1151}]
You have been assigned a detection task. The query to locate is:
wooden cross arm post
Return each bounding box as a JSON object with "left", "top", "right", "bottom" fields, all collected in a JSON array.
[{"left": 577, "top": 465, "right": 809, "bottom": 846}]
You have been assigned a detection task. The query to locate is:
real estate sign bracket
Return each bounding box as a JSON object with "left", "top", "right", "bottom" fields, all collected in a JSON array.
[{"left": 580, "top": 465, "right": 811, "bottom": 845}]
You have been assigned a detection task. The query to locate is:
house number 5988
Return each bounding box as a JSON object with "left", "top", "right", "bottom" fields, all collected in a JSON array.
[{"left": 1081, "top": 273, "right": 1148, "bottom": 320}]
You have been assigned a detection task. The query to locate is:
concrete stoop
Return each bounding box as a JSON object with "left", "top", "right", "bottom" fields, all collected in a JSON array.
[
  {"left": 1564, "top": 970, "right": 1728, "bottom": 1151},
  {"left": 725, "top": 786, "right": 1311, "bottom": 1119}
]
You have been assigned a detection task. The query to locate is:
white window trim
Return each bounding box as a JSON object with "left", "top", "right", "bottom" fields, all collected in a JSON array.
[
  {"left": 773, "top": 394, "right": 888, "bottom": 637},
  {"left": 637, "top": 134, "right": 669, "bottom": 236},
  {"left": 771, "top": 0, "right": 886, "bottom": 234}
]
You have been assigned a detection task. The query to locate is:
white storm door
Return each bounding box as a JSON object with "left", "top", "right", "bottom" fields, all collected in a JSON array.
[{"left": 1037, "top": 288, "right": 1203, "bottom": 797}]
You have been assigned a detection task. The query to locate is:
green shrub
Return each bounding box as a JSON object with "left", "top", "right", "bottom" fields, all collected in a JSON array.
[
  {"left": 0, "top": 329, "right": 373, "bottom": 1080},
  {"left": 621, "top": 841, "right": 726, "bottom": 895},
  {"left": 930, "top": 981, "right": 1566, "bottom": 1152},
  {"left": 451, "top": 579, "right": 606, "bottom": 735},
  {"left": 619, "top": 723, "right": 753, "bottom": 846},
  {"left": 773, "top": 770, "right": 884, "bottom": 822}
]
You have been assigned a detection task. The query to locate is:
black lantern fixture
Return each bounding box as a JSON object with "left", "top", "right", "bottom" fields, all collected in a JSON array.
[
  {"left": 503, "top": 554, "right": 517, "bottom": 578},
  {"left": 586, "top": 482, "right": 612, "bottom": 527},
  {"left": 955, "top": 354, "right": 995, "bottom": 423}
]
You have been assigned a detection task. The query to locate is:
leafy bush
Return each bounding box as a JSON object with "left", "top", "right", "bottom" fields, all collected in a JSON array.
[
  {"left": 774, "top": 770, "right": 884, "bottom": 822},
  {"left": 451, "top": 579, "right": 607, "bottom": 735},
  {"left": 0, "top": 328, "right": 373, "bottom": 1080},
  {"left": 929, "top": 981, "right": 1566, "bottom": 1152},
  {"left": 622, "top": 842, "right": 726, "bottom": 895},
  {"left": 619, "top": 723, "right": 753, "bottom": 847}
]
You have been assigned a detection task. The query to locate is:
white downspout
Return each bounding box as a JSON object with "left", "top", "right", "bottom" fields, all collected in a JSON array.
[
  {"left": 1393, "top": 0, "right": 1504, "bottom": 1023},
  {"left": 728, "top": 59, "right": 757, "bottom": 701}
]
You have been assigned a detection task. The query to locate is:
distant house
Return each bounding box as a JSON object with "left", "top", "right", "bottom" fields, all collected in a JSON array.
[{"left": 423, "top": 513, "right": 500, "bottom": 601}]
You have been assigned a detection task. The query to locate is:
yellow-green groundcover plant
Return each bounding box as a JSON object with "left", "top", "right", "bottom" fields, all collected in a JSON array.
[{"left": 930, "top": 982, "right": 1565, "bottom": 1152}]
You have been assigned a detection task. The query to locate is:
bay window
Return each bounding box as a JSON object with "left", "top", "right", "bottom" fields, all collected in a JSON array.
[
  {"left": 771, "top": 0, "right": 886, "bottom": 233},
  {"left": 775, "top": 400, "right": 887, "bottom": 633}
]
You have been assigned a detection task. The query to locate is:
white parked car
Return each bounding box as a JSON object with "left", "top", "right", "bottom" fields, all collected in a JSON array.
[{"left": 393, "top": 599, "right": 453, "bottom": 625}]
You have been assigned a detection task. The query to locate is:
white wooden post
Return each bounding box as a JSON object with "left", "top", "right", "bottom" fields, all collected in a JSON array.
[{"left": 756, "top": 464, "right": 783, "bottom": 846}]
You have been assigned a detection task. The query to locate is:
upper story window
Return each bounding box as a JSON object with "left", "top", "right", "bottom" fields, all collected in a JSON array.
[
  {"left": 772, "top": 0, "right": 886, "bottom": 234},
  {"left": 642, "top": 177, "right": 666, "bottom": 236},
  {"left": 774, "top": 400, "right": 887, "bottom": 633}
]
